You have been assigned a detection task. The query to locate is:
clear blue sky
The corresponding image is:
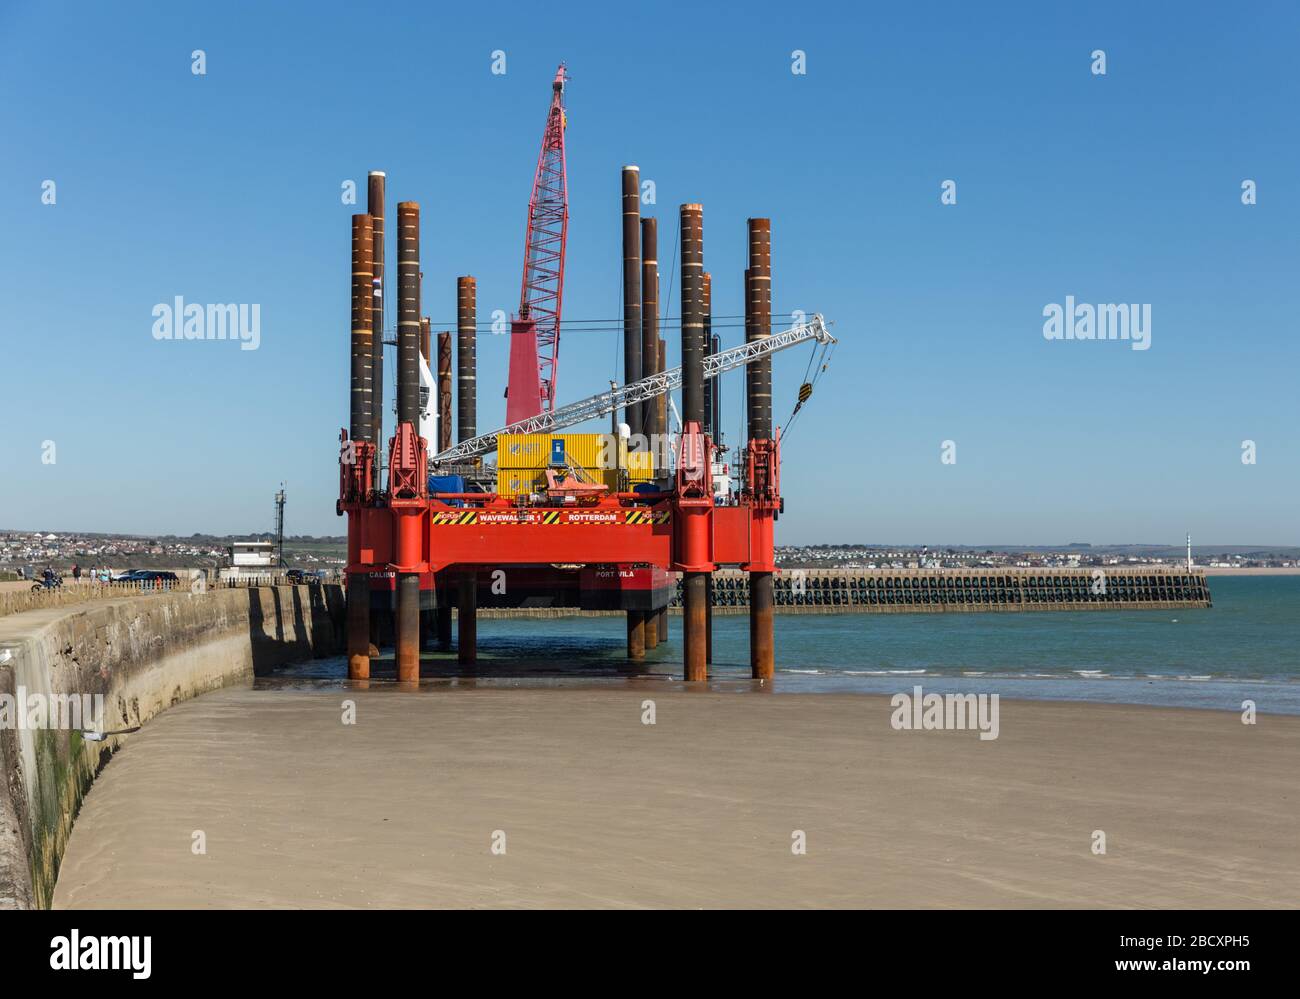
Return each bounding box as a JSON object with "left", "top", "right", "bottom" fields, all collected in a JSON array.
[{"left": 1, "top": 0, "right": 1296, "bottom": 545}]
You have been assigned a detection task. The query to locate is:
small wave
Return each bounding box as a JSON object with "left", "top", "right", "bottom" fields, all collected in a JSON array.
[
  {"left": 888, "top": 669, "right": 927, "bottom": 675},
  {"left": 1074, "top": 670, "right": 1106, "bottom": 676},
  {"left": 782, "top": 668, "right": 822, "bottom": 674}
]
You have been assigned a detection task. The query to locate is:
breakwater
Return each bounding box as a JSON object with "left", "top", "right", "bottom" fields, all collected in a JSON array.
[{"left": 677, "top": 567, "right": 1212, "bottom": 613}]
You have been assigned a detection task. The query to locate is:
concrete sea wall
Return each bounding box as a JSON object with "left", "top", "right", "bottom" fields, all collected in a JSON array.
[
  {"left": 0, "top": 580, "right": 197, "bottom": 620},
  {"left": 0, "top": 584, "right": 343, "bottom": 909}
]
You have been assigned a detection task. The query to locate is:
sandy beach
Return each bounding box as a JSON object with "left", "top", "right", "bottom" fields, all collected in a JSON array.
[{"left": 52, "top": 686, "right": 1300, "bottom": 909}]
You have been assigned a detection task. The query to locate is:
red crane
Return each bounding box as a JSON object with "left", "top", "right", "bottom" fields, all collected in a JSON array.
[{"left": 506, "top": 64, "right": 569, "bottom": 424}]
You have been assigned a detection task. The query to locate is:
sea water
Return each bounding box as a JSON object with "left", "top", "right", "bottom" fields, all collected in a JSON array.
[{"left": 273, "top": 576, "right": 1300, "bottom": 714}]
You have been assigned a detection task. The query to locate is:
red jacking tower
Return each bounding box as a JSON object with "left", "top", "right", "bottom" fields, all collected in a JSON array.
[
  {"left": 337, "top": 74, "right": 834, "bottom": 685},
  {"left": 507, "top": 64, "right": 569, "bottom": 424}
]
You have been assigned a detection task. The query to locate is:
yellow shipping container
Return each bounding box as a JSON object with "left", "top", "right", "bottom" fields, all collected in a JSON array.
[
  {"left": 495, "top": 467, "right": 612, "bottom": 499},
  {"left": 495, "top": 465, "right": 656, "bottom": 499},
  {"left": 494, "top": 432, "right": 657, "bottom": 498},
  {"left": 496, "top": 433, "right": 615, "bottom": 473},
  {"left": 625, "top": 449, "right": 655, "bottom": 483},
  {"left": 495, "top": 468, "right": 544, "bottom": 499}
]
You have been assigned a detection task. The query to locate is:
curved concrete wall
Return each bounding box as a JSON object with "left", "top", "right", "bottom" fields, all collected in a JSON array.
[{"left": 0, "top": 584, "right": 343, "bottom": 908}]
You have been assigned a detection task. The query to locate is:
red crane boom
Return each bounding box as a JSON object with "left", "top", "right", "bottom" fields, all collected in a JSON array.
[{"left": 507, "top": 64, "right": 569, "bottom": 424}]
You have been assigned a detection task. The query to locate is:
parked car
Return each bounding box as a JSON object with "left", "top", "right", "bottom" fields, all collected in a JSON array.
[
  {"left": 114, "top": 570, "right": 179, "bottom": 586},
  {"left": 285, "top": 568, "right": 309, "bottom": 583},
  {"left": 136, "top": 571, "right": 179, "bottom": 589}
]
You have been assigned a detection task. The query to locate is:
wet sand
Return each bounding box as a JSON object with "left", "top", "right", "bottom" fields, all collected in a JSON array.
[{"left": 54, "top": 686, "right": 1300, "bottom": 909}]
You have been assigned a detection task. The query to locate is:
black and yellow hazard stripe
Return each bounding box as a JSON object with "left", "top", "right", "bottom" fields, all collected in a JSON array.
[
  {"left": 434, "top": 508, "right": 666, "bottom": 526},
  {"left": 625, "top": 509, "right": 670, "bottom": 525},
  {"left": 432, "top": 510, "right": 478, "bottom": 525}
]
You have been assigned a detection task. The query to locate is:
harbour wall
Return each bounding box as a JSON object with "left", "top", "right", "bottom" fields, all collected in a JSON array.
[{"left": 0, "top": 584, "right": 344, "bottom": 909}]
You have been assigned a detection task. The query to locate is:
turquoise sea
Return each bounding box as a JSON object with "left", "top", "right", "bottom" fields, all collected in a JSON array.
[{"left": 278, "top": 576, "right": 1300, "bottom": 714}]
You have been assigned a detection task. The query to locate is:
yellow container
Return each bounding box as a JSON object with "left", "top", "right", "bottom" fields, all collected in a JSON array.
[
  {"left": 625, "top": 449, "right": 655, "bottom": 483},
  {"left": 495, "top": 467, "right": 544, "bottom": 499},
  {"left": 496, "top": 433, "right": 615, "bottom": 474},
  {"left": 497, "top": 465, "right": 612, "bottom": 497},
  {"left": 495, "top": 433, "right": 657, "bottom": 497}
]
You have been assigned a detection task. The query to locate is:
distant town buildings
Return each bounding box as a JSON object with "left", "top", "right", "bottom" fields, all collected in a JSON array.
[
  {"left": 0, "top": 530, "right": 346, "bottom": 576},
  {"left": 774, "top": 544, "right": 1298, "bottom": 572},
  {"left": 1, "top": 529, "right": 1295, "bottom": 576}
]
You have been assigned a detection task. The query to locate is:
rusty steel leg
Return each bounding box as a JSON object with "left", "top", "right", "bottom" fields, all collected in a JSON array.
[
  {"left": 750, "top": 571, "right": 774, "bottom": 680},
  {"left": 457, "top": 278, "right": 477, "bottom": 445},
  {"left": 677, "top": 201, "right": 709, "bottom": 682},
  {"left": 437, "top": 332, "right": 453, "bottom": 452},
  {"left": 644, "top": 605, "right": 659, "bottom": 651},
  {"left": 393, "top": 201, "right": 422, "bottom": 684},
  {"left": 368, "top": 173, "right": 386, "bottom": 495},
  {"left": 397, "top": 574, "right": 420, "bottom": 682},
  {"left": 349, "top": 214, "right": 374, "bottom": 450},
  {"left": 657, "top": 340, "right": 668, "bottom": 479},
  {"left": 683, "top": 573, "right": 708, "bottom": 681},
  {"left": 745, "top": 217, "right": 776, "bottom": 683},
  {"left": 627, "top": 610, "right": 645, "bottom": 660},
  {"left": 657, "top": 606, "right": 668, "bottom": 644},
  {"left": 347, "top": 576, "right": 370, "bottom": 680},
  {"left": 621, "top": 166, "right": 642, "bottom": 437},
  {"left": 640, "top": 217, "right": 660, "bottom": 438},
  {"left": 458, "top": 570, "right": 477, "bottom": 665}
]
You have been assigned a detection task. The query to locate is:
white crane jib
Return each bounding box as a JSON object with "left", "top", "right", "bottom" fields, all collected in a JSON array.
[{"left": 431, "top": 314, "right": 835, "bottom": 465}]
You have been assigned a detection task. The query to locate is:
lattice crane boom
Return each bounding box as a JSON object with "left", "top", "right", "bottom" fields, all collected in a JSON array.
[
  {"left": 508, "top": 64, "right": 569, "bottom": 420},
  {"left": 433, "top": 315, "right": 835, "bottom": 465}
]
